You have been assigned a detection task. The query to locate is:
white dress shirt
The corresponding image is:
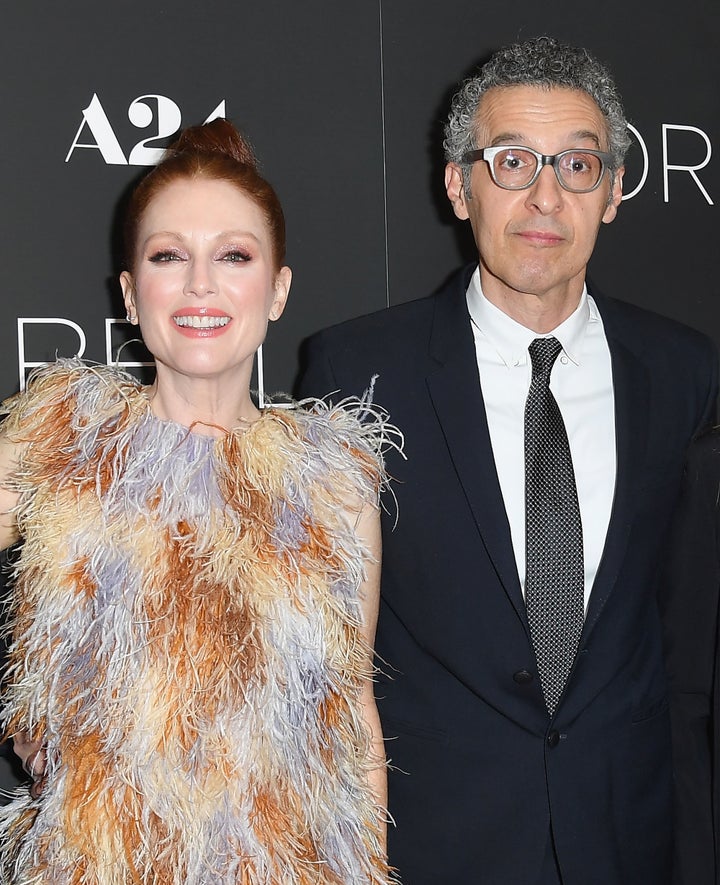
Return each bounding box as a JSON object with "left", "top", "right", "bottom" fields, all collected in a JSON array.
[{"left": 466, "top": 267, "right": 616, "bottom": 609}]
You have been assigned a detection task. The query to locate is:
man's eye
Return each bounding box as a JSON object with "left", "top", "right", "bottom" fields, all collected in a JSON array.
[
  {"left": 561, "top": 153, "right": 596, "bottom": 175},
  {"left": 500, "top": 153, "right": 528, "bottom": 170}
]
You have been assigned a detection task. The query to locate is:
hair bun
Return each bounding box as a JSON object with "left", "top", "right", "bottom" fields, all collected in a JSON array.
[{"left": 169, "top": 118, "right": 257, "bottom": 168}]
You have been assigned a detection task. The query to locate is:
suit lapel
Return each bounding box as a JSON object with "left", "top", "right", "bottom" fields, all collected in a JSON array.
[
  {"left": 422, "top": 274, "right": 652, "bottom": 639},
  {"left": 425, "top": 268, "right": 528, "bottom": 628},
  {"left": 583, "top": 297, "right": 651, "bottom": 637}
]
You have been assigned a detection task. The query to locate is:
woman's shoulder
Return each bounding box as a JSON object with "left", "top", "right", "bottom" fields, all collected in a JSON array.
[
  {"left": 1, "top": 359, "right": 145, "bottom": 439},
  {"left": 272, "top": 387, "right": 402, "bottom": 464},
  {"left": 252, "top": 390, "right": 402, "bottom": 504}
]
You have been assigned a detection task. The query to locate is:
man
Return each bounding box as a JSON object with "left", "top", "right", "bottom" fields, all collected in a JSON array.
[{"left": 297, "top": 37, "right": 718, "bottom": 885}]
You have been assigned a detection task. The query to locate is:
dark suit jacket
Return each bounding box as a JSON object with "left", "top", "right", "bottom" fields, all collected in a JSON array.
[
  {"left": 296, "top": 265, "right": 719, "bottom": 885},
  {"left": 660, "top": 430, "right": 720, "bottom": 885}
]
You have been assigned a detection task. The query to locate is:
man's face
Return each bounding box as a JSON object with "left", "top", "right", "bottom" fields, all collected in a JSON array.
[{"left": 445, "top": 85, "right": 623, "bottom": 311}]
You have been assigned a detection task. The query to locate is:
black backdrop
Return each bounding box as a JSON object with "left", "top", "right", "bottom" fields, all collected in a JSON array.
[{"left": 1, "top": 0, "right": 718, "bottom": 789}]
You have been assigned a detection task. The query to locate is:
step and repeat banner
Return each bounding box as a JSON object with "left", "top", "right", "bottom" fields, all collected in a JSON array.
[{"left": 1, "top": 0, "right": 717, "bottom": 787}]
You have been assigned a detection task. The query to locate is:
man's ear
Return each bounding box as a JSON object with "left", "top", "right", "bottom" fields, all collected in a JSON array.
[
  {"left": 445, "top": 163, "right": 470, "bottom": 221},
  {"left": 602, "top": 165, "right": 624, "bottom": 225}
]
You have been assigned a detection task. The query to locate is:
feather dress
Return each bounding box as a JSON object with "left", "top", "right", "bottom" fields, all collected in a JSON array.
[{"left": 0, "top": 361, "right": 396, "bottom": 885}]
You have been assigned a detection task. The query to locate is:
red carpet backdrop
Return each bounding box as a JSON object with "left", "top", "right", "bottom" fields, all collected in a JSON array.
[{"left": 0, "top": 0, "right": 717, "bottom": 790}]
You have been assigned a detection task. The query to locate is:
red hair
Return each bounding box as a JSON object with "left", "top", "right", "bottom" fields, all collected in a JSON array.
[{"left": 123, "top": 119, "right": 286, "bottom": 271}]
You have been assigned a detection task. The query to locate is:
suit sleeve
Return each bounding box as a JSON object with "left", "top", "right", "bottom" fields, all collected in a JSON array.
[
  {"left": 295, "top": 333, "right": 342, "bottom": 402},
  {"left": 696, "top": 338, "right": 719, "bottom": 435},
  {"left": 660, "top": 436, "right": 720, "bottom": 885}
]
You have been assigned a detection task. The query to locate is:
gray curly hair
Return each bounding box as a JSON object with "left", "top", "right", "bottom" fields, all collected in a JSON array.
[{"left": 444, "top": 36, "right": 631, "bottom": 186}]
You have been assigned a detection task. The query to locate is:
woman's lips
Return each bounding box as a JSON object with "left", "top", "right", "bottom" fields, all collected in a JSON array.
[{"left": 171, "top": 308, "right": 232, "bottom": 334}]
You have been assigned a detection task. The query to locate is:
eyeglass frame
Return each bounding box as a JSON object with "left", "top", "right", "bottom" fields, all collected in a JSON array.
[{"left": 459, "top": 145, "right": 615, "bottom": 194}]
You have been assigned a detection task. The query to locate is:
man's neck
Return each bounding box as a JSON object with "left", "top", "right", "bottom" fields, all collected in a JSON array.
[{"left": 480, "top": 277, "right": 585, "bottom": 334}]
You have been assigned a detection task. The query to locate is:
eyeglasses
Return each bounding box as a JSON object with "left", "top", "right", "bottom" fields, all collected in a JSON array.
[{"left": 460, "top": 145, "right": 613, "bottom": 193}]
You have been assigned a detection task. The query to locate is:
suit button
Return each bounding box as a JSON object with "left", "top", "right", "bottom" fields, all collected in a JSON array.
[
  {"left": 546, "top": 730, "right": 560, "bottom": 748},
  {"left": 513, "top": 669, "right": 534, "bottom": 684}
]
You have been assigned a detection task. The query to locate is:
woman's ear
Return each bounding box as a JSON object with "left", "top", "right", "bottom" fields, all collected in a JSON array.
[
  {"left": 269, "top": 266, "right": 292, "bottom": 321},
  {"left": 120, "top": 271, "right": 138, "bottom": 323}
]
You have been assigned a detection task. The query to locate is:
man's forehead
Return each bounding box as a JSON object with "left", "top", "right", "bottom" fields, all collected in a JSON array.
[{"left": 474, "top": 84, "right": 607, "bottom": 147}]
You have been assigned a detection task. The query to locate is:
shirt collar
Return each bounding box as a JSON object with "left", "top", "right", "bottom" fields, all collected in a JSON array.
[{"left": 466, "top": 266, "right": 598, "bottom": 367}]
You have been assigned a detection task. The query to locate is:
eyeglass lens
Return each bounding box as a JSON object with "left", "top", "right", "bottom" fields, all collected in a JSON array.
[{"left": 492, "top": 148, "right": 603, "bottom": 192}]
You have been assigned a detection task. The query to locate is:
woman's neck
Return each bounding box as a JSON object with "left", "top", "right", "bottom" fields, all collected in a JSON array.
[{"left": 145, "top": 372, "right": 261, "bottom": 436}]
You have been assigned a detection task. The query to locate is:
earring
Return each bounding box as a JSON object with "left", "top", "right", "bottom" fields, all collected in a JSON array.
[
  {"left": 126, "top": 313, "right": 135, "bottom": 324},
  {"left": 256, "top": 344, "right": 266, "bottom": 409}
]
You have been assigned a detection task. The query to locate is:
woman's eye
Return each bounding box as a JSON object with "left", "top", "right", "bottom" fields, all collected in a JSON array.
[
  {"left": 221, "top": 250, "right": 251, "bottom": 263},
  {"left": 148, "top": 250, "right": 182, "bottom": 263}
]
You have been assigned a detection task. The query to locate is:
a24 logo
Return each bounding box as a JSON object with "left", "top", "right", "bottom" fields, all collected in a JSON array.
[{"left": 66, "top": 94, "right": 226, "bottom": 166}]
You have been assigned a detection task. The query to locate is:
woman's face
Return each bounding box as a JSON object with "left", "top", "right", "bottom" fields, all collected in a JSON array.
[{"left": 120, "top": 176, "right": 290, "bottom": 386}]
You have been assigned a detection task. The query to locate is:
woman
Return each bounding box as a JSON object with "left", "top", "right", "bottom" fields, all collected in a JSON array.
[{"left": 0, "top": 119, "right": 395, "bottom": 884}]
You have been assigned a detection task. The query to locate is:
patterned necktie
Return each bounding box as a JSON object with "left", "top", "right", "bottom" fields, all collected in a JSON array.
[{"left": 524, "top": 337, "right": 584, "bottom": 716}]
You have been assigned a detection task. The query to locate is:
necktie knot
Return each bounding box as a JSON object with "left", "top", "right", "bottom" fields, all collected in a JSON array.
[{"left": 528, "top": 337, "right": 562, "bottom": 382}]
